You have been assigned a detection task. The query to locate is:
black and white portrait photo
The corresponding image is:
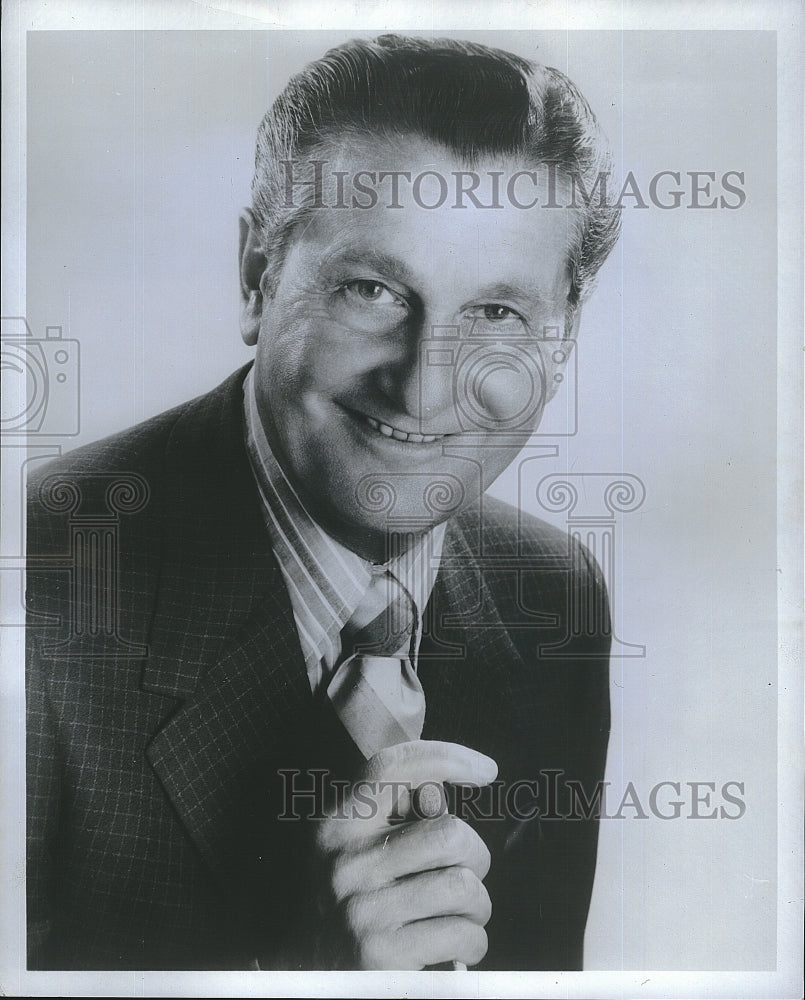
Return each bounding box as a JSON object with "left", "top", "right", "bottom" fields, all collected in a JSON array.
[{"left": 1, "top": 3, "right": 801, "bottom": 998}]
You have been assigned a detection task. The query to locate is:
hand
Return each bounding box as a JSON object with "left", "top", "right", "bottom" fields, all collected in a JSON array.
[{"left": 312, "top": 740, "right": 498, "bottom": 970}]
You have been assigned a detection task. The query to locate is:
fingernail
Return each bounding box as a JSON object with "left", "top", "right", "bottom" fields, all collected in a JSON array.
[{"left": 413, "top": 782, "right": 447, "bottom": 819}]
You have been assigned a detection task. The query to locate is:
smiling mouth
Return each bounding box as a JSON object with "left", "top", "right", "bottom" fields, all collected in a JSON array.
[{"left": 360, "top": 413, "right": 446, "bottom": 444}]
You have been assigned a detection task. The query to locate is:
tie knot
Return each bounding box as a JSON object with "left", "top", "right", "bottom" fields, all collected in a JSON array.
[{"left": 341, "top": 570, "right": 416, "bottom": 660}]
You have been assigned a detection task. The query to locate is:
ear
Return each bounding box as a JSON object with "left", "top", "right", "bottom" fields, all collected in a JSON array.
[
  {"left": 238, "top": 208, "right": 267, "bottom": 346},
  {"left": 544, "top": 305, "right": 582, "bottom": 403},
  {"left": 565, "top": 305, "right": 583, "bottom": 342}
]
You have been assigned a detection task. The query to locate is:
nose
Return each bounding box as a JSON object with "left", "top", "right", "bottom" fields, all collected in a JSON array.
[{"left": 378, "top": 326, "right": 462, "bottom": 432}]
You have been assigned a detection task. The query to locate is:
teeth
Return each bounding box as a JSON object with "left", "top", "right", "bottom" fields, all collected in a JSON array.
[{"left": 364, "top": 414, "right": 442, "bottom": 444}]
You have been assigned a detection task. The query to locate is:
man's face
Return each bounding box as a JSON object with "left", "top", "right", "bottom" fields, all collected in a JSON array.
[{"left": 242, "top": 135, "right": 578, "bottom": 560}]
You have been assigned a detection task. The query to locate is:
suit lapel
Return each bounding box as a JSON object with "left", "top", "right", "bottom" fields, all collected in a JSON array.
[
  {"left": 145, "top": 610, "right": 312, "bottom": 873},
  {"left": 140, "top": 368, "right": 313, "bottom": 873},
  {"left": 419, "top": 507, "right": 530, "bottom": 755},
  {"left": 140, "top": 367, "right": 294, "bottom": 699}
]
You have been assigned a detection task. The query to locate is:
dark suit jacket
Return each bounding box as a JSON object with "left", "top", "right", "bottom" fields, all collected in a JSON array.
[{"left": 26, "top": 365, "right": 611, "bottom": 971}]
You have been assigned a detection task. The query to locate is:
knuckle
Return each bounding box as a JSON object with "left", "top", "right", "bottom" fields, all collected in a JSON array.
[
  {"left": 362, "top": 748, "right": 391, "bottom": 783},
  {"left": 466, "top": 924, "right": 489, "bottom": 965},
  {"left": 356, "top": 932, "right": 386, "bottom": 970},
  {"left": 342, "top": 893, "right": 368, "bottom": 936},
  {"left": 476, "top": 882, "right": 493, "bottom": 925},
  {"left": 365, "top": 739, "right": 416, "bottom": 780},
  {"left": 440, "top": 815, "right": 477, "bottom": 865},
  {"left": 314, "top": 820, "right": 337, "bottom": 857},
  {"left": 329, "top": 853, "right": 354, "bottom": 902},
  {"left": 474, "top": 836, "right": 492, "bottom": 878},
  {"left": 457, "top": 819, "right": 490, "bottom": 872},
  {"left": 444, "top": 864, "right": 471, "bottom": 896},
  {"left": 446, "top": 865, "right": 489, "bottom": 918},
  {"left": 393, "top": 739, "right": 422, "bottom": 773}
]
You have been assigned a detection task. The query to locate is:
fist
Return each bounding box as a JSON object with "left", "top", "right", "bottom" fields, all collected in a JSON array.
[{"left": 312, "top": 740, "right": 497, "bottom": 970}]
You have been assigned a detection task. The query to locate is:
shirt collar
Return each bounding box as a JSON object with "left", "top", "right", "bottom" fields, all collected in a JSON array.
[{"left": 242, "top": 368, "right": 445, "bottom": 689}]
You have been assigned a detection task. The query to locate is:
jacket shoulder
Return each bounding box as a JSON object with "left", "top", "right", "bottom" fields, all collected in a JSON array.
[
  {"left": 26, "top": 365, "right": 250, "bottom": 586},
  {"left": 456, "top": 493, "right": 610, "bottom": 614},
  {"left": 27, "top": 369, "right": 245, "bottom": 491},
  {"left": 474, "top": 493, "right": 576, "bottom": 558}
]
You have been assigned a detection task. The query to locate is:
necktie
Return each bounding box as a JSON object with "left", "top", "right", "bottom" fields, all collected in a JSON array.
[
  {"left": 327, "top": 568, "right": 426, "bottom": 760},
  {"left": 326, "top": 571, "right": 464, "bottom": 971}
]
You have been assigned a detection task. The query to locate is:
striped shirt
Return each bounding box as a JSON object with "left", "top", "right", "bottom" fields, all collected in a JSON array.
[{"left": 242, "top": 369, "right": 445, "bottom": 694}]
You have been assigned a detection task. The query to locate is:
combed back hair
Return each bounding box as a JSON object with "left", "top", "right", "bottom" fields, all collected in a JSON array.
[{"left": 251, "top": 34, "right": 620, "bottom": 316}]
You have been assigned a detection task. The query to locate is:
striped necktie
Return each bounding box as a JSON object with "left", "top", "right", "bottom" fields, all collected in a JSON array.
[{"left": 327, "top": 568, "right": 425, "bottom": 760}]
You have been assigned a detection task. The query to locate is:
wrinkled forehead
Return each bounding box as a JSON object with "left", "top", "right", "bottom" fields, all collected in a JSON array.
[
  {"left": 276, "top": 131, "right": 582, "bottom": 273},
  {"left": 285, "top": 130, "right": 577, "bottom": 205},
  {"left": 274, "top": 133, "right": 579, "bottom": 311}
]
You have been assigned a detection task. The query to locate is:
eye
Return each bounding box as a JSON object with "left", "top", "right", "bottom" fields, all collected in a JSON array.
[
  {"left": 343, "top": 280, "right": 402, "bottom": 306},
  {"left": 331, "top": 278, "right": 409, "bottom": 334},
  {"left": 465, "top": 304, "right": 526, "bottom": 330},
  {"left": 480, "top": 304, "right": 521, "bottom": 322}
]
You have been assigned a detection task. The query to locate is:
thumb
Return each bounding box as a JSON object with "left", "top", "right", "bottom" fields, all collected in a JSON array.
[{"left": 326, "top": 741, "right": 497, "bottom": 838}]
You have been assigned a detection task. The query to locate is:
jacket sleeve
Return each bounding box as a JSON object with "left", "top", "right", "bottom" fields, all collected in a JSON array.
[
  {"left": 26, "top": 628, "right": 62, "bottom": 970},
  {"left": 480, "top": 532, "right": 612, "bottom": 971},
  {"left": 25, "top": 467, "right": 74, "bottom": 971}
]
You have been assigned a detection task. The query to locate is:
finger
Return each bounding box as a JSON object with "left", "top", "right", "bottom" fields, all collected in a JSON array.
[
  {"left": 331, "top": 813, "right": 491, "bottom": 896},
  {"left": 394, "top": 865, "right": 492, "bottom": 925},
  {"left": 331, "top": 816, "right": 491, "bottom": 900},
  {"left": 319, "top": 742, "right": 498, "bottom": 848},
  {"left": 391, "top": 815, "right": 491, "bottom": 880},
  {"left": 337, "top": 865, "right": 491, "bottom": 947},
  {"left": 361, "top": 740, "right": 497, "bottom": 789},
  {"left": 393, "top": 916, "right": 489, "bottom": 970}
]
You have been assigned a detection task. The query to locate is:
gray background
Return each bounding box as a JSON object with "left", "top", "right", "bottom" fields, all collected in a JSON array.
[{"left": 25, "top": 29, "right": 778, "bottom": 970}]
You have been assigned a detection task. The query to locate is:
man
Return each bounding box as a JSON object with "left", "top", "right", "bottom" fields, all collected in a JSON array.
[{"left": 26, "top": 34, "right": 619, "bottom": 971}]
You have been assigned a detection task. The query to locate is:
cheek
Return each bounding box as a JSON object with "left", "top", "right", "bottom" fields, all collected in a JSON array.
[
  {"left": 263, "top": 316, "right": 398, "bottom": 403},
  {"left": 257, "top": 306, "right": 329, "bottom": 397},
  {"left": 257, "top": 335, "right": 306, "bottom": 399},
  {"left": 458, "top": 346, "right": 550, "bottom": 431}
]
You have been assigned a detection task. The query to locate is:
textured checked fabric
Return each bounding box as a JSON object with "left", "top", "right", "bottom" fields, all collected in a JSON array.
[
  {"left": 327, "top": 568, "right": 425, "bottom": 759},
  {"left": 242, "top": 368, "right": 445, "bottom": 693},
  {"left": 26, "top": 364, "right": 612, "bottom": 971}
]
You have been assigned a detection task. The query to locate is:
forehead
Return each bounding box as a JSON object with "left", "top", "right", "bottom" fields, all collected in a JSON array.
[{"left": 284, "top": 133, "right": 578, "bottom": 303}]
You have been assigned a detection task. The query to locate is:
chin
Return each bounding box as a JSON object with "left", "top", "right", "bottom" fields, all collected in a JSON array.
[
  {"left": 331, "top": 509, "right": 439, "bottom": 560},
  {"left": 350, "top": 472, "right": 471, "bottom": 524}
]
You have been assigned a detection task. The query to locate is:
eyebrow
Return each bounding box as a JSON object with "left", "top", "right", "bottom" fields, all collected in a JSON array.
[
  {"left": 472, "top": 280, "right": 554, "bottom": 305},
  {"left": 319, "top": 245, "right": 568, "bottom": 308},
  {"left": 318, "top": 246, "right": 417, "bottom": 287}
]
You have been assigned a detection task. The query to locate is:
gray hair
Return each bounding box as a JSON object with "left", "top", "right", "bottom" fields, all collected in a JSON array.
[{"left": 251, "top": 34, "right": 620, "bottom": 319}]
